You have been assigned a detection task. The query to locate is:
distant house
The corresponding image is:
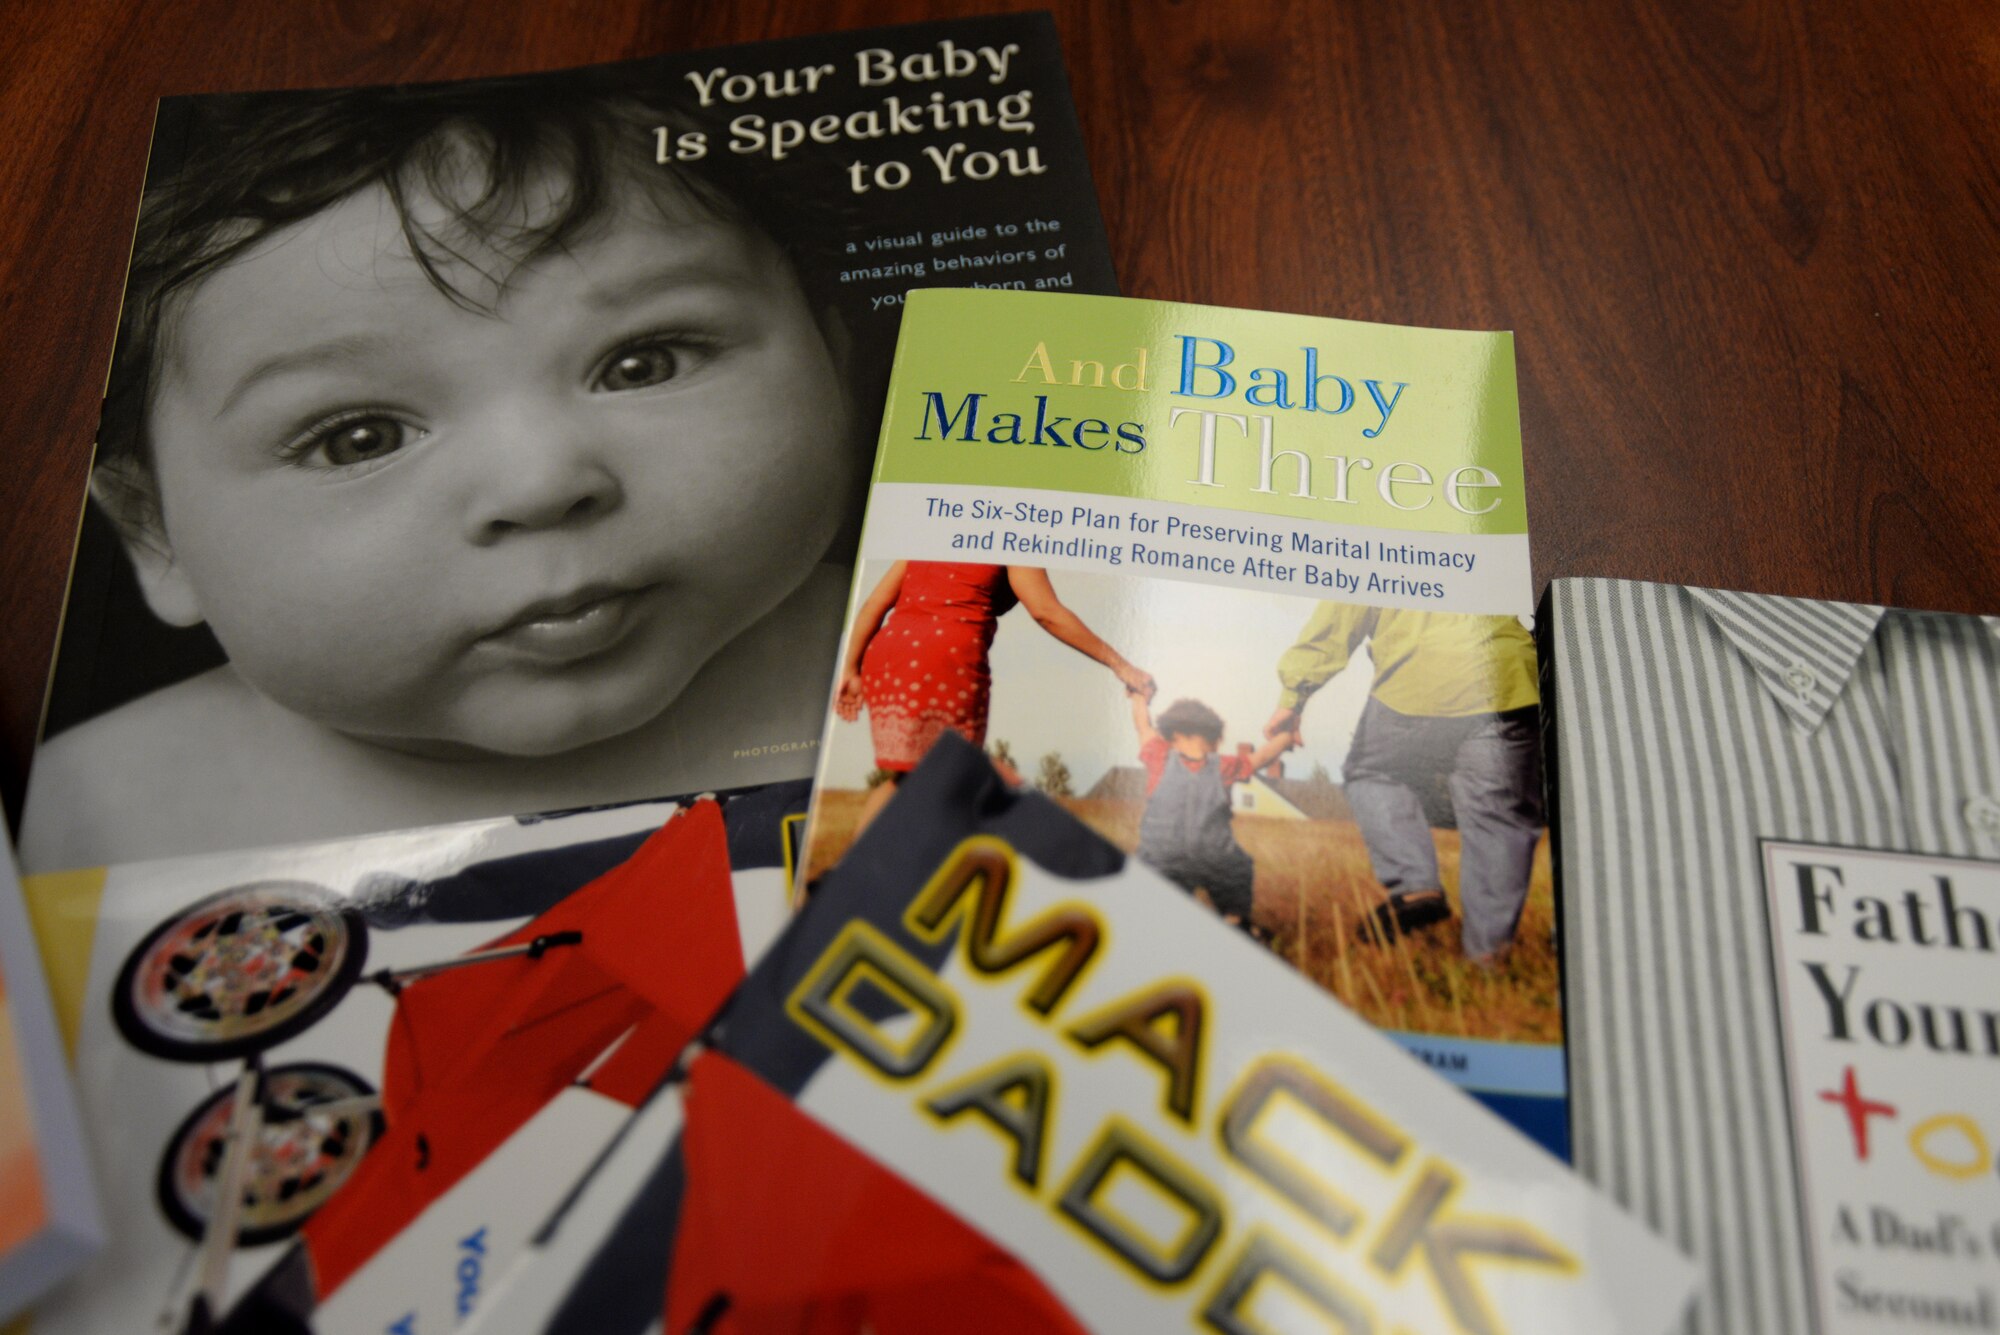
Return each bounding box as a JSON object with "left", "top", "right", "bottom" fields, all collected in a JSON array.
[
  {"left": 1082, "top": 755, "right": 1353, "bottom": 823},
  {"left": 1238, "top": 771, "right": 1351, "bottom": 821}
]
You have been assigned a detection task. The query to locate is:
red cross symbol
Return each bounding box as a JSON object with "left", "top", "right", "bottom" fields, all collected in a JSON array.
[{"left": 1818, "top": 1065, "right": 1897, "bottom": 1161}]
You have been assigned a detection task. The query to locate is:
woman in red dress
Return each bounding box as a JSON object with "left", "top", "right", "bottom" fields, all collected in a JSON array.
[{"left": 835, "top": 562, "right": 1153, "bottom": 830}]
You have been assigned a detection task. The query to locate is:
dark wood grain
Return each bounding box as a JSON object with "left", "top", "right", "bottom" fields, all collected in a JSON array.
[{"left": 3, "top": 0, "right": 1997, "bottom": 824}]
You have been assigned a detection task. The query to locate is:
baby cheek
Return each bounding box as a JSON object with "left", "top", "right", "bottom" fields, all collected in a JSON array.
[
  {"left": 239, "top": 610, "right": 447, "bottom": 723},
  {"left": 645, "top": 410, "right": 845, "bottom": 558},
  {"left": 751, "top": 405, "right": 854, "bottom": 522},
  {"left": 194, "top": 545, "right": 461, "bottom": 722},
  {"left": 737, "top": 341, "right": 852, "bottom": 480}
]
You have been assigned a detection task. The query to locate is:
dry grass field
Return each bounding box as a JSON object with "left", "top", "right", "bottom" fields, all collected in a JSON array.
[{"left": 807, "top": 788, "right": 1561, "bottom": 1045}]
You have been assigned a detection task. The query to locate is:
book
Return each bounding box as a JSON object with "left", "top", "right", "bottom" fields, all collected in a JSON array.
[
  {"left": 466, "top": 736, "right": 1697, "bottom": 1334},
  {"left": 1541, "top": 576, "right": 2000, "bottom": 1335},
  {"left": 15, "top": 780, "right": 808, "bottom": 1334},
  {"left": 797, "top": 288, "right": 1567, "bottom": 1153},
  {"left": 18, "top": 13, "right": 1117, "bottom": 875},
  {"left": 0, "top": 817, "right": 103, "bottom": 1320}
]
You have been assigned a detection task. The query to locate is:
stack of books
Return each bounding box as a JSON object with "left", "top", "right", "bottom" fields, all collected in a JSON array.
[{"left": 9, "top": 12, "right": 1990, "bottom": 1334}]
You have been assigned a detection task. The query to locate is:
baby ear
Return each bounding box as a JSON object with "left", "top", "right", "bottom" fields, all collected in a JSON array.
[{"left": 89, "top": 456, "right": 204, "bottom": 629}]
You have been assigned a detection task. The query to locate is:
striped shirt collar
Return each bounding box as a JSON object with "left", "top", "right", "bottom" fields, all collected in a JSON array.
[{"left": 1686, "top": 587, "right": 2000, "bottom": 731}]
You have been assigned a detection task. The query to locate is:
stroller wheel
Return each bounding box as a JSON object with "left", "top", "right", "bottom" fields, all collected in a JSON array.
[
  {"left": 114, "top": 882, "right": 368, "bottom": 1062},
  {"left": 157, "top": 1062, "right": 384, "bottom": 1247}
]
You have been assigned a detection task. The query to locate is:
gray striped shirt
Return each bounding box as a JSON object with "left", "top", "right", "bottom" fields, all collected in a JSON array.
[{"left": 1545, "top": 576, "right": 2000, "bottom": 1335}]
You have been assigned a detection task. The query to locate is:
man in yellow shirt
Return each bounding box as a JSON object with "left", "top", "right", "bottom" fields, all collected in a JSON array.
[{"left": 1263, "top": 604, "right": 1542, "bottom": 962}]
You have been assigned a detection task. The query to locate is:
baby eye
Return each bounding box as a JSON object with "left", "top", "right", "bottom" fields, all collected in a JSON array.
[
  {"left": 594, "top": 341, "right": 682, "bottom": 393},
  {"left": 593, "top": 331, "right": 721, "bottom": 393},
  {"left": 291, "top": 415, "right": 416, "bottom": 469}
]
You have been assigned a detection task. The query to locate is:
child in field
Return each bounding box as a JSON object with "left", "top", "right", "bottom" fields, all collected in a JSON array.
[
  {"left": 1128, "top": 695, "right": 1294, "bottom": 932},
  {"left": 21, "top": 73, "right": 860, "bottom": 871}
]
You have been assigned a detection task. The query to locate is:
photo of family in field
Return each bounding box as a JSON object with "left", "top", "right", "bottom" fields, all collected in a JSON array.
[{"left": 808, "top": 560, "right": 1559, "bottom": 1045}]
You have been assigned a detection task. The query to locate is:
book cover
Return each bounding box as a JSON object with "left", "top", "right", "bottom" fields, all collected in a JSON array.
[
  {"left": 19, "top": 13, "right": 1117, "bottom": 875},
  {"left": 1542, "top": 576, "right": 2000, "bottom": 1335},
  {"left": 467, "top": 736, "right": 1695, "bottom": 1334},
  {"left": 15, "top": 781, "right": 808, "bottom": 1334},
  {"left": 797, "top": 288, "right": 1567, "bottom": 1153},
  {"left": 0, "top": 818, "right": 104, "bottom": 1320}
]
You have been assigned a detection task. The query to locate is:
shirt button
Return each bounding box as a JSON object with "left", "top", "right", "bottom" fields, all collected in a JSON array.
[
  {"left": 1966, "top": 795, "right": 2000, "bottom": 837},
  {"left": 1782, "top": 663, "right": 1817, "bottom": 698}
]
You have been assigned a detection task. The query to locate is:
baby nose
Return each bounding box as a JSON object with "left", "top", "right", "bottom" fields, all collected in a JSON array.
[{"left": 462, "top": 409, "right": 625, "bottom": 542}]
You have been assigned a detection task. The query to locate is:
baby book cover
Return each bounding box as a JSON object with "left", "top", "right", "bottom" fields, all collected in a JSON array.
[
  {"left": 20, "top": 13, "right": 1118, "bottom": 875},
  {"left": 13, "top": 780, "right": 808, "bottom": 1334},
  {"left": 1543, "top": 576, "right": 2000, "bottom": 1335},
  {"left": 464, "top": 737, "right": 1695, "bottom": 1335},
  {"left": 797, "top": 288, "right": 1567, "bottom": 1155}
]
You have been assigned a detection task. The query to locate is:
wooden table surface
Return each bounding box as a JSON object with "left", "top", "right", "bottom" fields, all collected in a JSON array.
[{"left": 3, "top": 0, "right": 1996, "bottom": 825}]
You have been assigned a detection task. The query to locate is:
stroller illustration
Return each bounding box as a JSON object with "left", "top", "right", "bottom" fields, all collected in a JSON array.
[{"left": 109, "top": 800, "right": 747, "bottom": 1335}]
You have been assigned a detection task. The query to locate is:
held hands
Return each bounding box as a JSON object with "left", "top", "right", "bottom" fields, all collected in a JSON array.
[
  {"left": 835, "top": 670, "right": 865, "bottom": 721},
  {"left": 1264, "top": 706, "right": 1304, "bottom": 746},
  {"left": 1117, "top": 662, "right": 1157, "bottom": 701},
  {"left": 1252, "top": 726, "right": 1301, "bottom": 769}
]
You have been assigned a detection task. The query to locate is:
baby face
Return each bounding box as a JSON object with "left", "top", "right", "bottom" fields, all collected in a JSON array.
[{"left": 137, "top": 175, "right": 851, "bottom": 757}]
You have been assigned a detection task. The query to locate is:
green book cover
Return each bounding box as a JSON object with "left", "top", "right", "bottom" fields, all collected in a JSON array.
[{"left": 802, "top": 288, "right": 1565, "bottom": 1155}]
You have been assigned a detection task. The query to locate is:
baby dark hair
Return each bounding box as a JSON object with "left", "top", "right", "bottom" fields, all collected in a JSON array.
[
  {"left": 1155, "top": 698, "right": 1225, "bottom": 745},
  {"left": 98, "top": 64, "right": 849, "bottom": 523}
]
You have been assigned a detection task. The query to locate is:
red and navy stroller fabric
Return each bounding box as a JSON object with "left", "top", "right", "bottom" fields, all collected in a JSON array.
[{"left": 217, "top": 781, "right": 809, "bottom": 1334}]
